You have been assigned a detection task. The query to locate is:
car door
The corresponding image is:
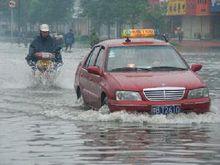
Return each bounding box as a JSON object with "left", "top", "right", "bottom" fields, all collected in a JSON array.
[
  {"left": 80, "top": 46, "right": 101, "bottom": 106},
  {"left": 87, "top": 46, "right": 106, "bottom": 108}
]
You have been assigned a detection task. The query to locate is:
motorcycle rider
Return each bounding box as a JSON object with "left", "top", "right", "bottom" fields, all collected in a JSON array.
[{"left": 25, "top": 24, "right": 63, "bottom": 69}]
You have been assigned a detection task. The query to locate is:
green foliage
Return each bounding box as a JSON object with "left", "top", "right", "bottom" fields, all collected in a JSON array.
[
  {"left": 145, "top": 3, "right": 168, "bottom": 33},
  {"left": 80, "top": 0, "right": 168, "bottom": 37},
  {"left": 116, "top": 0, "right": 149, "bottom": 27},
  {"left": 0, "top": 0, "right": 74, "bottom": 25},
  {"left": 80, "top": 0, "right": 149, "bottom": 30},
  {"left": 28, "top": 0, "right": 74, "bottom": 24},
  {"left": 75, "top": 35, "right": 89, "bottom": 46},
  {"left": 0, "top": 0, "right": 11, "bottom": 19},
  {"left": 89, "top": 30, "right": 99, "bottom": 47}
]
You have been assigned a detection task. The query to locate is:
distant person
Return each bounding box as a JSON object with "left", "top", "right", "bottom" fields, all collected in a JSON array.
[
  {"left": 17, "top": 31, "right": 22, "bottom": 46},
  {"left": 64, "top": 29, "right": 75, "bottom": 52},
  {"left": 198, "top": 33, "right": 202, "bottom": 40},
  {"left": 174, "top": 27, "right": 178, "bottom": 38},
  {"left": 21, "top": 32, "right": 28, "bottom": 47},
  {"left": 89, "top": 30, "right": 99, "bottom": 48},
  {"left": 25, "top": 24, "right": 63, "bottom": 69},
  {"left": 177, "top": 27, "right": 183, "bottom": 42}
]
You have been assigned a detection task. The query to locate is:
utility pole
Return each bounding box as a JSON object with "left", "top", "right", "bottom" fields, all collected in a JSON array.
[
  {"left": 18, "top": 0, "right": 21, "bottom": 33},
  {"left": 10, "top": 7, "right": 13, "bottom": 43},
  {"left": 9, "top": 0, "right": 16, "bottom": 43}
]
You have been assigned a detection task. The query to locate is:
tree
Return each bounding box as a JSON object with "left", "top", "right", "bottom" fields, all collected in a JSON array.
[
  {"left": 80, "top": 0, "right": 102, "bottom": 33},
  {"left": 114, "top": 0, "right": 149, "bottom": 37},
  {"left": 0, "top": 0, "right": 75, "bottom": 32},
  {"left": 144, "top": 3, "right": 168, "bottom": 34},
  {"left": 80, "top": 0, "right": 149, "bottom": 38},
  {"left": 115, "top": 0, "right": 148, "bottom": 28},
  {"left": 28, "top": 0, "right": 74, "bottom": 24},
  {"left": 0, "top": 0, "right": 11, "bottom": 21}
]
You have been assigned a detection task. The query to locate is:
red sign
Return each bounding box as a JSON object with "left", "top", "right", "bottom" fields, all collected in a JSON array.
[
  {"left": 196, "top": 0, "right": 211, "bottom": 15},
  {"left": 9, "top": 0, "right": 16, "bottom": 8}
]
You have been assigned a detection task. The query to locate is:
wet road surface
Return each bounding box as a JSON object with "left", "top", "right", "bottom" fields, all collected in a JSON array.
[{"left": 1, "top": 43, "right": 220, "bottom": 165}]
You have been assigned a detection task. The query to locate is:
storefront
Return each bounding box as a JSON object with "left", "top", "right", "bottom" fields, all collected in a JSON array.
[
  {"left": 182, "top": 0, "right": 211, "bottom": 39},
  {"left": 211, "top": 0, "right": 220, "bottom": 12},
  {"left": 211, "top": 0, "right": 220, "bottom": 38},
  {"left": 166, "top": 0, "right": 186, "bottom": 37}
]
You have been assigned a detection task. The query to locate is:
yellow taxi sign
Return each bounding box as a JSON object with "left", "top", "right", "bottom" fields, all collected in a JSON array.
[{"left": 121, "top": 29, "right": 155, "bottom": 38}]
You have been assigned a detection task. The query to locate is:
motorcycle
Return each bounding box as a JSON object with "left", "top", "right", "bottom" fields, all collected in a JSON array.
[{"left": 31, "top": 52, "right": 62, "bottom": 85}]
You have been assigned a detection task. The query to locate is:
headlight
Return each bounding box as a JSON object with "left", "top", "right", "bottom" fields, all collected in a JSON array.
[
  {"left": 188, "top": 88, "right": 209, "bottom": 98},
  {"left": 116, "top": 91, "right": 142, "bottom": 101}
]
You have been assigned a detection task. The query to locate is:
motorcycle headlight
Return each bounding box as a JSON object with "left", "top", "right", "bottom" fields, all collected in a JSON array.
[
  {"left": 188, "top": 88, "right": 209, "bottom": 99},
  {"left": 116, "top": 91, "right": 142, "bottom": 101}
]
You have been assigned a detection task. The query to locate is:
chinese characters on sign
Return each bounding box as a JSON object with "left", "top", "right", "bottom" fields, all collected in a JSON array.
[{"left": 167, "top": 0, "right": 186, "bottom": 16}]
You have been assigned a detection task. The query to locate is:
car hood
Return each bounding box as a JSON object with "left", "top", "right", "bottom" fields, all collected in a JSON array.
[{"left": 107, "top": 71, "right": 206, "bottom": 90}]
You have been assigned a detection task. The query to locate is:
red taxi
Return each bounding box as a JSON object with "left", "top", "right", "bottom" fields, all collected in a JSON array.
[{"left": 74, "top": 29, "right": 210, "bottom": 114}]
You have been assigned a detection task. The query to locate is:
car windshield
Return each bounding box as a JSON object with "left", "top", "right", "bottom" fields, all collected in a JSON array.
[{"left": 107, "top": 46, "right": 188, "bottom": 72}]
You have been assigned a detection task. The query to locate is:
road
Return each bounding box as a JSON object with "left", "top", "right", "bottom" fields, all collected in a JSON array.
[{"left": 1, "top": 42, "right": 220, "bottom": 165}]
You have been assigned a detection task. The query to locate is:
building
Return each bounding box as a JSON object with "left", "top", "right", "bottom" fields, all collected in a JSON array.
[
  {"left": 166, "top": 0, "right": 220, "bottom": 39},
  {"left": 183, "top": 0, "right": 211, "bottom": 39},
  {"left": 211, "top": 0, "right": 220, "bottom": 38}
]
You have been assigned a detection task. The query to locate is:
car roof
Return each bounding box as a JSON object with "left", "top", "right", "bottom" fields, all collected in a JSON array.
[{"left": 98, "top": 38, "right": 170, "bottom": 48}]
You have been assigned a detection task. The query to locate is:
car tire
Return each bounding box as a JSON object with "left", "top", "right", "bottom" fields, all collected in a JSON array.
[
  {"left": 76, "top": 87, "right": 90, "bottom": 110},
  {"left": 101, "top": 95, "right": 108, "bottom": 106},
  {"left": 99, "top": 95, "right": 110, "bottom": 114}
]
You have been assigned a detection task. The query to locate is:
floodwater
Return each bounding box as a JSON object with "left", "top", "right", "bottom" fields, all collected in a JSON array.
[{"left": 1, "top": 42, "right": 220, "bottom": 165}]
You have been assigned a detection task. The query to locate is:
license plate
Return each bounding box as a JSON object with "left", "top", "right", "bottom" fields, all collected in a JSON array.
[
  {"left": 151, "top": 105, "right": 181, "bottom": 115},
  {"left": 42, "top": 53, "right": 50, "bottom": 58}
]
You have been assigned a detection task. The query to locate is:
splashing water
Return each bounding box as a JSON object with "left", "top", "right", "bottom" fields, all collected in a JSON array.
[{"left": 0, "top": 42, "right": 220, "bottom": 125}]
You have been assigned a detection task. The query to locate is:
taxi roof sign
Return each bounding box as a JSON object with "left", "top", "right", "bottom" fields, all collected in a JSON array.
[{"left": 121, "top": 29, "right": 155, "bottom": 38}]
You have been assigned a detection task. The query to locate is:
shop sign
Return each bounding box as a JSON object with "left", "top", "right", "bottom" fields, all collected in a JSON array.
[{"left": 167, "top": 0, "right": 186, "bottom": 16}]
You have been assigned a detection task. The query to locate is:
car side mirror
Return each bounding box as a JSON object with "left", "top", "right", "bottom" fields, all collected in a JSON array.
[
  {"left": 87, "top": 66, "right": 103, "bottom": 76},
  {"left": 191, "top": 64, "right": 202, "bottom": 72}
]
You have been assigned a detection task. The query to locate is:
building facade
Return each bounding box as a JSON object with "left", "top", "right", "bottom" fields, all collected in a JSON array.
[
  {"left": 211, "top": 0, "right": 220, "bottom": 38},
  {"left": 165, "top": 0, "right": 220, "bottom": 39}
]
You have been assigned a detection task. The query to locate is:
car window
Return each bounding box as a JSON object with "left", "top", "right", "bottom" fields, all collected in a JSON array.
[
  {"left": 84, "top": 46, "right": 100, "bottom": 68},
  {"left": 107, "top": 45, "right": 188, "bottom": 71},
  {"left": 95, "top": 47, "right": 105, "bottom": 67}
]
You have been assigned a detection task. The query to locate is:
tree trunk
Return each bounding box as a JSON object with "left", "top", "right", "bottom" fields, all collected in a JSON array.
[
  {"left": 116, "top": 21, "right": 123, "bottom": 38},
  {"left": 107, "top": 23, "right": 110, "bottom": 39}
]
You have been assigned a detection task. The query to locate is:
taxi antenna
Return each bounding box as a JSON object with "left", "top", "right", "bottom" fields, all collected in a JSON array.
[
  {"left": 162, "top": 34, "right": 169, "bottom": 42},
  {"left": 125, "top": 37, "right": 131, "bottom": 43}
]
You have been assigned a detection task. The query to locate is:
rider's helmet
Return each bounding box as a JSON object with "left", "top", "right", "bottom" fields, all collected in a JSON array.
[{"left": 40, "top": 24, "right": 49, "bottom": 32}]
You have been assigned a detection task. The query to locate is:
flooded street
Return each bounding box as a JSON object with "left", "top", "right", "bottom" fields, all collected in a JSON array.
[{"left": 1, "top": 42, "right": 220, "bottom": 165}]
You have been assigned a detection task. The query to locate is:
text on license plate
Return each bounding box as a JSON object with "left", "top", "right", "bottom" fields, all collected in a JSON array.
[{"left": 151, "top": 105, "right": 181, "bottom": 115}]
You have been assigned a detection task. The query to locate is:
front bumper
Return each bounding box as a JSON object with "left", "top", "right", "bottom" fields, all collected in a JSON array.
[{"left": 108, "top": 97, "right": 210, "bottom": 114}]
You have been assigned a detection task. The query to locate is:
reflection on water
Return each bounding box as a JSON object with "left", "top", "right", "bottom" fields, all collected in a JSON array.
[
  {"left": 2, "top": 112, "right": 220, "bottom": 165},
  {"left": 177, "top": 46, "right": 220, "bottom": 54},
  {"left": 77, "top": 123, "right": 216, "bottom": 164}
]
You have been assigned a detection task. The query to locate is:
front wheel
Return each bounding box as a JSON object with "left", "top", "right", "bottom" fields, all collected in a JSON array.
[
  {"left": 76, "top": 87, "right": 90, "bottom": 110},
  {"left": 102, "top": 96, "right": 108, "bottom": 106},
  {"left": 100, "top": 95, "right": 110, "bottom": 114}
]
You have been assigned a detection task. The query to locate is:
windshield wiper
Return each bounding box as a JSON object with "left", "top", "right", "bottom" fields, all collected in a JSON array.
[
  {"left": 150, "top": 66, "right": 188, "bottom": 71},
  {"left": 111, "top": 67, "right": 151, "bottom": 72},
  {"left": 135, "top": 67, "right": 152, "bottom": 71}
]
